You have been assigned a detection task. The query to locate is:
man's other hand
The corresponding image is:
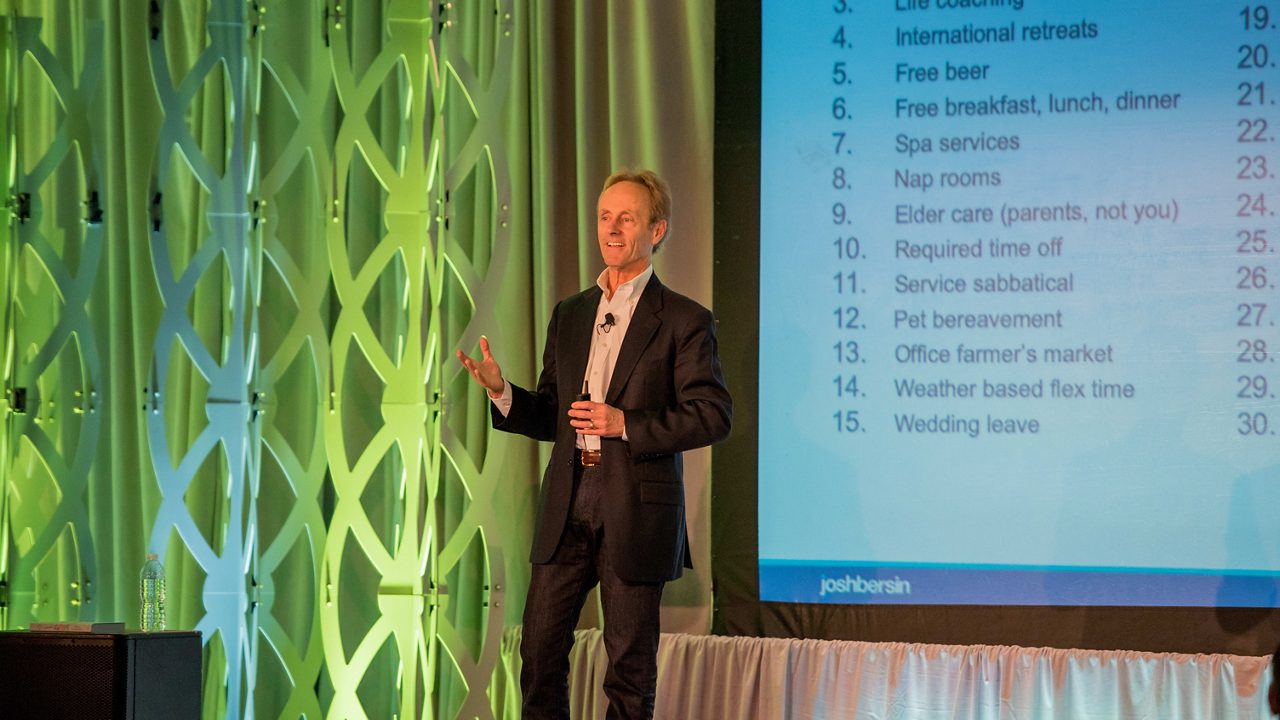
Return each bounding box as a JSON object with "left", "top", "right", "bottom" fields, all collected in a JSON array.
[
  {"left": 569, "top": 401, "right": 625, "bottom": 437},
  {"left": 456, "top": 336, "right": 505, "bottom": 397}
]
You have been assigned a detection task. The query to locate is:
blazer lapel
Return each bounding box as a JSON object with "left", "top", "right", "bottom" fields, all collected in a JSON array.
[
  {"left": 564, "top": 287, "right": 601, "bottom": 395},
  {"left": 606, "top": 274, "right": 663, "bottom": 406}
]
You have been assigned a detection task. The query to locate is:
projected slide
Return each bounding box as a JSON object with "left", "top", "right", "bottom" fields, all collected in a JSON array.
[{"left": 758, "top": 0, "right": 1280, "bottom": 607}]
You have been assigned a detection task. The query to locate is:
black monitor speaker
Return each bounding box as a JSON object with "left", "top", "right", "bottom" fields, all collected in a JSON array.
[{"left": 0, "top": 631, "right": 201, "bottom": 719}]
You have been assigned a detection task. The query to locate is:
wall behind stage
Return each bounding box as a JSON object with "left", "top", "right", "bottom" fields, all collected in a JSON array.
[{"left": 0, "top": 1, "right": 716, "bottom": 718}]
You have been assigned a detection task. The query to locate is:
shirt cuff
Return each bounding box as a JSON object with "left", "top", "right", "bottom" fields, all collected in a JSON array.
[{"left": 489, "top": 380, "right": 513, "bottom": 417}]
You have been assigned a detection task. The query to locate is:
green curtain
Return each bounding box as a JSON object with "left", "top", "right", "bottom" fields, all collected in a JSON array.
[{"left": 0, "top": 1, "right": 714, "bottom": 718}]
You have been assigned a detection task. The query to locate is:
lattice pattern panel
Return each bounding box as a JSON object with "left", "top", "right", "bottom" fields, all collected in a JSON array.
[
  {"left": 146, "top": 1, "right": 263, "bottom": 716},
  {"left": 3, "top": 14, "right": 104, "bottom": 633},
  {"left": 0, "top": 15, "right": 11, "bottom": 633},
  {"left": 319, "top": 2, "right": 440, "bottom": 716},
  {"left": 0, "top": 2, "right": 516, "bottom": 718},
  {"left": 436, "top": 2, "right": 517, "bottom": 718},
  {"left": 255, "top": 0, "right": 331, "bottom": 714}
]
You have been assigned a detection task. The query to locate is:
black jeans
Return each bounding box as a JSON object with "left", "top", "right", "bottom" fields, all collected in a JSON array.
[{"left": 520, "top": 465, "right": 665, "bottom": 720}]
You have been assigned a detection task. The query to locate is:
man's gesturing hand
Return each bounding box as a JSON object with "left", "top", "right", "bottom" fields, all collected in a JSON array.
[{"left": 456, "top": 336, "right": 505, "bottom": 397}]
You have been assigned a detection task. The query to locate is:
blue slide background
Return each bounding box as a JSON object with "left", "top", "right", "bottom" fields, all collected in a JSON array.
[{"left": 758, "top": 0, "right": 1280, "bottom": 606}]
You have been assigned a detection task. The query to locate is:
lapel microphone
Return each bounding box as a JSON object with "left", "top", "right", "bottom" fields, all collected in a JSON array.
[{"left": 597, "top": 312, "right": 616, "bottom": 334}]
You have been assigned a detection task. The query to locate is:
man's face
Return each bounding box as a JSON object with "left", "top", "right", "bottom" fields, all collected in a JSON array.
[{"left": 597, "top": 181, "right": 666, "bottom": 274}]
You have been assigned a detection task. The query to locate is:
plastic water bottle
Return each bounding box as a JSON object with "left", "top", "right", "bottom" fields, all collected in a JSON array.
[{"left": 139, "top": 553, "right": 166, "bottom": 632}]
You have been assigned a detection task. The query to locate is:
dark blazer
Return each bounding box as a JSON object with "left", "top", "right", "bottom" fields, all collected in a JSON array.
[{"left": 493, "top": 273, "right": 732, "bottom": 582}]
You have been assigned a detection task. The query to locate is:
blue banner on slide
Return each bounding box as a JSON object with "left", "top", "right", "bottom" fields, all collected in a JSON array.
[{"left": 760, "top": 561, "right": 1280, "bottom": 607}]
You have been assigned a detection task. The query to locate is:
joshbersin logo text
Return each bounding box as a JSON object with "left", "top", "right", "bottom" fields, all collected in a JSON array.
[{"left": 819, "top": 574, "right": 912, "bottom": 598}]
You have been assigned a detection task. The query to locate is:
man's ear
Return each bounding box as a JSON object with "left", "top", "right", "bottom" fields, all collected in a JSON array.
[{"left": 650, "top": 220, "right": 668, "bottom": 246}]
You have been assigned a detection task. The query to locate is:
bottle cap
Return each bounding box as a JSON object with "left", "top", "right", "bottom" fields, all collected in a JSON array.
[{"left": 146, "top": 553, "right": 158, "bottom": 560}]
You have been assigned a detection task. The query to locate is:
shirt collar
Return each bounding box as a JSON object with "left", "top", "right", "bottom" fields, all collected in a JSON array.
[{"left": 596, "top": 264, "right": 653, "bottom": 305}]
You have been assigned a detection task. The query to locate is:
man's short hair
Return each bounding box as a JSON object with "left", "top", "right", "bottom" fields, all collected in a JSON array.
[{"left": 603, "top": 169, "right": 672, "bottom": 252}]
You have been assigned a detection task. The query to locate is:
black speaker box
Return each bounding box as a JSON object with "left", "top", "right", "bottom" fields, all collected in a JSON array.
[{"left": 0, "top": 631, "right": 201, "bottom": 719}]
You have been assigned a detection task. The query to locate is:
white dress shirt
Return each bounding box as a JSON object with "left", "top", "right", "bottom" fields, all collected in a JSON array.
[{"left": 490, "top": 264, "right": 653, "bottom": 450}]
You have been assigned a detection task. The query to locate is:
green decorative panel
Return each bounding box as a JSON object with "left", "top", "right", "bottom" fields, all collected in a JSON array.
[
  {"left": 0, "top": 2, "right": 517, "bottom": 717},
  {"left": 146, "top": 1, "right": 262, "bottom": 716},
  {"left": 4, "top": 14, "right": 104, "bottom": 631},
  {"left": 256, "top": 0, "right": 332, "bottom": 714},
  {"left": 435, "top": 2, "right": 518, "bottom": 718},
  {"left": 319, "top": 2, "right": 439, "bottom": 717},
  {"left": 0, "top": 13, "right": 11, "bottom": 633}
]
